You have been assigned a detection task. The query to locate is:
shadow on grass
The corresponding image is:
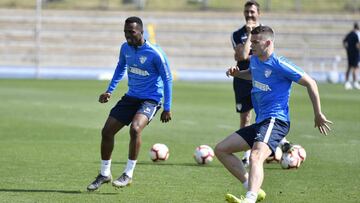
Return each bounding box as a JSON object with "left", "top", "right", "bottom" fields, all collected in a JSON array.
[
  {"left": 92, "top": 161, "right": 285, "bottom": 169},
  {"left": 111, "top": 161, "right": 222, "bottom": 168},
  {"left": 0, "top": 188, "right": 118, "bottom": 195}
]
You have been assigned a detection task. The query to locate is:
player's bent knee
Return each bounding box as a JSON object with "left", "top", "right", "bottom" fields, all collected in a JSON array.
[
  {"left": 101, "top": 127, "right": 115, "bottom": 140},
  {"left": 250, "top": 150, "right": 261, "bottom": 162},
  {"left": 250, "top": 149, "right": 268, "bottom": 163},
  {"left": 214, "top": 144, "right": 222, "bottom": 155},
  {"left": 214, "top": 143, "right": 228, "bottom": 156},
  {"left": 129, "top": 125, "right": 142, "bottom": 138}
]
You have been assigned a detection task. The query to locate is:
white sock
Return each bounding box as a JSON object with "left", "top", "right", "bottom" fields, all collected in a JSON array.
[
  {"left": 242, "top": 179, "right": 249, "bottom": 190},
  {"left": 280, "top": 137, "right": 288, "bottom": 145},
  {"left": 243, "top": 150, "right": 251, "bottom": 160},
  {"left": 245, "top": 191, "right": 257, "bottom": 203},
  {"left": 123, "top": 159, "right": 137, "bottom": 178},
  {"left": 100, "top": 160, "right": 111, "bottom": 177}
]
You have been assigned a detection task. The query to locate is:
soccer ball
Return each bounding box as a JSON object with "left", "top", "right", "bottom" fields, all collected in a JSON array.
[
  {"left": 149, "top": 143, "right": 169, "bottom": 162},
  {"left": 280, "top": 151, "right": 301, "bottom": 169},
  {"left": 265, "top": 146, "right": 282, "bottom": 163},
  {"left": 280, "top": 145, "right": 306, "bottom": 169},
  {"left": 291, "top": 144, "right": 307, "bottom": 163},
  {"left": 327, "top": 71, "right": 339, "bottom": 84},
  {"left": 193, "top": 145, "right": 215, "bottom": 165}
]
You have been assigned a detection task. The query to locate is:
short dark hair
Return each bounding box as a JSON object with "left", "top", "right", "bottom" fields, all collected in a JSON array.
[
  {"left": 251, "top": 25, "right": 274, "bottom": 41},
  {"left": 244, "top": 0, "right": 260, "bottom": 12},
  {"left": 125, "top": 16, "right": 143, "bottom": 29}
]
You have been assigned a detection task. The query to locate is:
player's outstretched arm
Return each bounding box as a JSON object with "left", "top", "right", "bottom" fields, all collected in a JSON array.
[
  {"left": 99, "top": 92, "right": 111, "bottom": 103},
  {"left": 297, "top": 73, "right": 333, "bottom": 135},
  {"left": 160, "top": 111, "right": 171, "bottom": 123}
]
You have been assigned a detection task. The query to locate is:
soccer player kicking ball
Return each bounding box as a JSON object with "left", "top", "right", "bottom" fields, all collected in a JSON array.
[
  {"left": 215, "top": 25, "right": 332, "bottom": 203},
  {"left": 87, "top": 16, "right": 172, "bottom": 191}
]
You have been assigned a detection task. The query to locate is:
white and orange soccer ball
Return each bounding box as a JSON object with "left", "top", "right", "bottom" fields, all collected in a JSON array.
[
  {"left": 193, "top": 145, "right": 215, "bottom": 165},
  {"left": 280, "top": 144, "right": 306, "bottom": 169},
  {"left": 265, "top": 146, "right": 283, "bottom": 163},
  {"left": 291, "top": 144, "right": 306, "bottom": 162},
  {"left": 149, "top": 143, "right": 169, "bottom": 162}
]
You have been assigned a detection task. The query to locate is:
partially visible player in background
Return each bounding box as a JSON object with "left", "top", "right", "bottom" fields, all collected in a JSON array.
[
  {"left": 232, "top": 0, "right": 290, "bottom": 167},
  {"left": 87, "top": 16, "right": 173, "bottom": 191},
  {"left": 343, "top": 22, "right": 360, "bottom": 90}
]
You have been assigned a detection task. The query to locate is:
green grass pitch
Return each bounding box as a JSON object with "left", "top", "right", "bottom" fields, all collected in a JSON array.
[{"left": 0, "top": 79, "right": 359, "bottom": 203}]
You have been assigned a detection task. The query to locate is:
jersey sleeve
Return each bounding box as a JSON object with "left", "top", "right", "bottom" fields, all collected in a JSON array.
[
  {"left": 231, "top": 32, "right": 237, "bottom": 49},
  {"left": 155, "top": 48, "right": 173, "bottom": 111},
  {"left": 231, "top": 28, "right": 246, "bottom": 49},
  {"left": 277, "top": 56, "right": 304, "bottom": 82},
  {"left": 106, "top": 44, "right": 127, "bottom": 93}
]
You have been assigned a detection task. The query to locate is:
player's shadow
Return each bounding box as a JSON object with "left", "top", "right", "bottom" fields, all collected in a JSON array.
[
  {"left": 0, "top": 188, "right": 82, "bottom": 194},
  {"left": 0, "top": 188, "right": 117, "bottom": 195},
  {"left": 111, "top": 161, "right": 222, "bottom": 168}
]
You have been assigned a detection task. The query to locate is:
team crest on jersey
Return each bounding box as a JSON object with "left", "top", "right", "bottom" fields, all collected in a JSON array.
[
  {"left": 264, "top": 69, "right": 272, "bottom": 78},
  {"left": 139, "top": 56, "right": 147, "bottom": 64}
]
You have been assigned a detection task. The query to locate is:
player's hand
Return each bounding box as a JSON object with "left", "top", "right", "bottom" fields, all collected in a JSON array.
[
  {"left": 314, "top": 113, "right": 333, "bottom": 135},
  {"left": 226, "top": 66, "right": 240, "bottom": 77},
  {"left": 245, "top": 20, "right": 257, "bottom": 34},
  {"left": 99, "top": 92, "right": 111, "bottom": 103},
  {"left": 160, "top": 111, "right": 172, "bottom": 123}
]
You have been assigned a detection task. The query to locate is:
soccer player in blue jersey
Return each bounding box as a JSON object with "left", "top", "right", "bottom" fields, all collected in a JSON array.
[
  {"left": 87, "top": 16, "right": 173, "bottom": 191},
  {"left": 215, "top": 25, "right": 332, "bottom": 203}
]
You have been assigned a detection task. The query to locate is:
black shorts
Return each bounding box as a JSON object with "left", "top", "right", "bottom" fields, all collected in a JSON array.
[
  {"left": 347, "top": 51, "right": 359, "bottom": 67},
  {"left": 235, "top": 118, "right": 290, "bottom": 155},
  {"left": 109, "top": 95, "right": 161, "bottom": 125},
  {"left": 233, "top": 77, "right": 253, "bottom": 113}
]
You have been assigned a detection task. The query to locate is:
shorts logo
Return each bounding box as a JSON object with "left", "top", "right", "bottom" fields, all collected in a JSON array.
[
  {"left": 264, "top": 69, "right": 272, "bottom": 78},
  {"left": 236, "top": 103, "right": 243, "bottom": 111},
  {"left": 144, "top": 107, "right": 151, "bottom": 113},
  {"left": 139, "top": 56, "right": 147, "bottom": 64}
]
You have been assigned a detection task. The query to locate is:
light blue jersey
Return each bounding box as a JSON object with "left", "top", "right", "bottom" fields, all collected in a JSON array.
[
  {"left": 106, "top": 41, "right": 172, "bottom": 111},
  {"left": 250, "top": 53, "right": 304, "bottom": 123}
]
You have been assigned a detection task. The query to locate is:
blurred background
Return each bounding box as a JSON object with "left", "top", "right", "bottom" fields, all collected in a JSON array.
[{"left": 0, "top": 0, "right": 359, "bottom": 81}]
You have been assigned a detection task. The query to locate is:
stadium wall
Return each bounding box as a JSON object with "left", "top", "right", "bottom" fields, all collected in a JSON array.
[{"left": 0, "top": 9, "right": 358, "bottom": 82}]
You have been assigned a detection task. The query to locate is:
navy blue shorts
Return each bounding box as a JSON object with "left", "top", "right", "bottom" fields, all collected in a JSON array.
[
  {"left": 109, "top": 95, "right": 161, "bottom": 126},
  {"left": 235, "top": 118, "right": 290, "bottom": 155},
  {"left": 233, "top": 77, "right": 253, "bottom": 113},
  {"left": 347, "top": 51, "right": 359, "bottom": 67}
]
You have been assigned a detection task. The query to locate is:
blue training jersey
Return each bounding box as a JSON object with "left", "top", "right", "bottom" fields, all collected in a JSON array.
[
  {"left": 106, "top": 41, "right": 173, "bottom": 111},
  {"left": 249, "top": 53, "right": 304, "bottom": 123}
]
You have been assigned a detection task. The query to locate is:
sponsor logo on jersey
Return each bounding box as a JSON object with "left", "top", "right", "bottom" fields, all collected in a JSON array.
[
  {"left": 128, "top": 66, "right": 150, "bottom": 76},
  {"left": 139, "top": 56, "right": 147, "bottom": 64},
  {"left": 253, "top": 80, "right": 271, "bottom": 91},
  {"left": 264, "top": 69, "right": 272, "bottom": 78}
]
